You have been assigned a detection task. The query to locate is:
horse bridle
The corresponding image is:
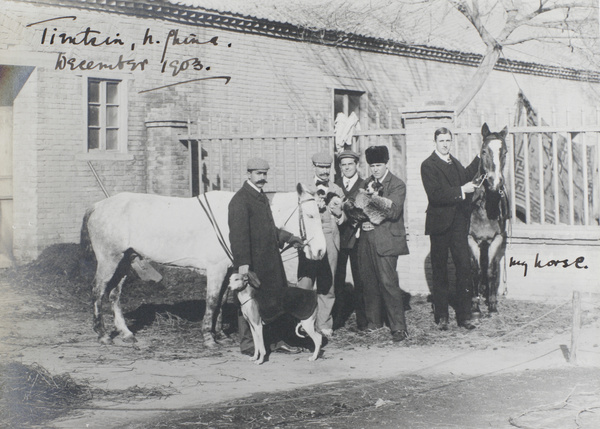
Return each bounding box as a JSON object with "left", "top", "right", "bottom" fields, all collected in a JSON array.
[
  {"left": 477, "top": 142, "right": 511, "bottom": 224},
  {"left": 280, "top": 195, "right": 316, "bottom": 254}
]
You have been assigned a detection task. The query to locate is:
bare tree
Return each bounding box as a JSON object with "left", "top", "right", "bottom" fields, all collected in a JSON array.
[{"left": 448, "top": 0, "right": 598, "bottom": 115}]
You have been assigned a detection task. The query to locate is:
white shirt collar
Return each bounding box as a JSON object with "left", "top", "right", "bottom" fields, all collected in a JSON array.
[
  {"left": 435, "top": 150, "right": 451, "bottom": 163},
  {"left": 377, "top": 169, "right": 389, "bottom": 183},
  {"left": 246, "top": 179, "right": 262, "bottom": 193},
  {"left": 343, "top": 173, "right": 358, "bottom": 189}
]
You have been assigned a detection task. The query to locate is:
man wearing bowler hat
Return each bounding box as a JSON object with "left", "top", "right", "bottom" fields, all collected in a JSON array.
[
  {"left": 332, "top": 150, "right": 368, "bottom": 331},
  {"left": 357, "top": 146, "right": 410, "bottom": 342},
  {"left": 228, "top": 157, "right": 304, "bottom": 356},
  {"left": 297, "top": 151, "right": 345, "bottom": 338}
]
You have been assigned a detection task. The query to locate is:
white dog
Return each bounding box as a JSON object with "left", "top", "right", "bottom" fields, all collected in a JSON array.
[{"left": 229, "top": 272, "right": 322, "bottom": 364}]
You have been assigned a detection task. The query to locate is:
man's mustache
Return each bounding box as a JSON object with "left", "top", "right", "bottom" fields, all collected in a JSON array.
[{"left": 256, "top": 179, "right": 267, "bottom": 185}]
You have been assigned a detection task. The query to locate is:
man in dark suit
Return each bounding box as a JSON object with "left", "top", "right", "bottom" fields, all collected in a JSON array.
[
  {"left": 420, "top": 127, "right": 479, "bottom": 330},
  {"left": 332, "top": 150, "right": 367, "bottom": 331},
  {"left": 357, "top": 146, "right": 409, "bottom": 342},
  {"left": 228, "top": 157, "right": 304, "bottom": 355}
]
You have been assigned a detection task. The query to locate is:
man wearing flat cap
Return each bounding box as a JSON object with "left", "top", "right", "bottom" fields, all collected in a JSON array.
[
  {"left": 332, "top": 150, "right": 367, "bottom": 331},
  {"left": 357, "top": 145, "right": 410, "bottom": 342},
  {"left": 228, "top": 157, "right": 304, "bottom": 355},
  {"left": 297, "top": 151, "right": 345, "bottom": 338}
]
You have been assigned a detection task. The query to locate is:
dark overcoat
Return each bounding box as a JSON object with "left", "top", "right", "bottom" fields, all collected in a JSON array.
[
  {"left": 334, "top": 174, "right": 365, "bottom": 249},
  {"left": 367, "top": 172, "right": 409, "bottom": 256},
  {"left": 228, "top": 181, "right": 292, "bottom": 323},
  {"left": 421, "top": 152, "right": 479, "bottom": 235}
]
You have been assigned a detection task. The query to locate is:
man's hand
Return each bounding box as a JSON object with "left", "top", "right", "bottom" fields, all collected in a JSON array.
[
  {"left": 288, "top": 235, "right": 305, "bottom": 249},
  {"left": 238, "top": 265, "right": 249, "bottom": 275},
  {"left": 461, "top": 182, "right": 477, "bottom": 194},
  {"left": 362, "top": 221, "right": 374, "bottom": 231}
]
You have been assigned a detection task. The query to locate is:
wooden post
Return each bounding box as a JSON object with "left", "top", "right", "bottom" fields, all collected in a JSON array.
[{"left": 569, "top": 290, "right": 581, "bottom": 364}]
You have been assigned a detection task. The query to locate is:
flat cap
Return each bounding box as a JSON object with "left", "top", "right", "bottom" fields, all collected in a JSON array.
[
  {"left": 246, "top": 157, "right": 270, "bottom": 171},
  {"left": 337, "top": 150, "right": 360, "bottom": 162},
  {"left": 365, "top": 146, "right": 389, "bottom": 165},
  {"left": 311, "top": 151, "right": 333, "bottom": 166}
]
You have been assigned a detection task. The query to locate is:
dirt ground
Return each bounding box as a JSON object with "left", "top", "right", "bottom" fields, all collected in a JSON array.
[{"left": 1, "top": 244, "right": 599, "bottom": 428}]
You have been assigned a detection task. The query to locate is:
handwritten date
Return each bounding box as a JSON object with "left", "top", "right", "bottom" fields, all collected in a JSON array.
[{"left": 161, "top": 57, "right": 205, "bottom": 77}]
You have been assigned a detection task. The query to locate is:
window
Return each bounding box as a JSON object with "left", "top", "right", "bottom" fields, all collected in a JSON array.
[
  {"left": 334, "top": 89, "right": 363, "bottom": 119},
  {"left": 87, "top": 78, "right": 122, "bottom": 151}
]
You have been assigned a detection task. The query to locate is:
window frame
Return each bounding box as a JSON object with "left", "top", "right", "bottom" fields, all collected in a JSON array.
[
  {"left": 333, "top": 88, "right": 364, "bottom": 120},
  {"left": 81, "top": 75, "right": 129, "bottom": 157}
]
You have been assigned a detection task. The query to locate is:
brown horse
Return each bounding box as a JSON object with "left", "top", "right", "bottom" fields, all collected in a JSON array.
[{"left": 468, "top": 123, "right": 510, "bottom": 315}]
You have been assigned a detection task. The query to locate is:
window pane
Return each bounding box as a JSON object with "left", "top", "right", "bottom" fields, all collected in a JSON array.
[
  {"left": 348, "top": 94, "right": 361, "bottom": 116},
  {"left": 106, "top": 82, "right": 119, "bottom": 104},
  {"left": 106, "top": 106, "right": 118, "bottom": 127},
  {"left": 88, "top": 128, "right": 99, "bottom": 150},
  {"left": 88, "top": 81, "right": 100, "bottom": 103},
  {"left": 88, "top": 105, "right": 99, "bottom": 126},
  {"left": 106, "top": 129, "right": 118, "bottom": 150},
  {"left": 334, "top": 93, "right": 344, "bottom": 116}
]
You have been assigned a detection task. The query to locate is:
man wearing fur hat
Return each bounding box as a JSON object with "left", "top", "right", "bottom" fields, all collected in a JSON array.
[
  {"left": 229, "top": 157, "right": 304, "bottom": 356},
  {"left": 297, "top": 151, "right": 345, "bottom": 338},
  {"left": 332, "top": 150, "right": 367, "bottom": 331},
  {"left": 357, "top": 145, "right": 410, "bottom": 342}
]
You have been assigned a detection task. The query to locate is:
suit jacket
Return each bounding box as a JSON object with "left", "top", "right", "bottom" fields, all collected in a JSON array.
[
  {"left": 334, "top": 174, "right": 365, "bottom": 249},
  {"left": 421, "top": 152, "right": 479, "bottom": 236},
  {"left": 366, "top": 171, "right": 409, "bottom": 257}
]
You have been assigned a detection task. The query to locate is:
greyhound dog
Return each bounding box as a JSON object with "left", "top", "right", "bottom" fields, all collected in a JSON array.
[{"left": 229, "top": 272, "right": 322, "bottom": 364}]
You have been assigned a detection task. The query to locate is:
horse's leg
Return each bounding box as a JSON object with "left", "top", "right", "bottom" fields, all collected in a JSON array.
[
  {"left": 467, "top": 236, "right": 482, "bottom": 318},
  {"left": 486, "top": 235, "right": 506, "bottom": 314},
  {"left": 93, "top": 255, "right": 120, "bottom": 344},
  {"left": 204, "top": 263, "right": 229, "bottom": 346},
  {"left": 109, "top": 274, "right": 135, "bottom": 342}
]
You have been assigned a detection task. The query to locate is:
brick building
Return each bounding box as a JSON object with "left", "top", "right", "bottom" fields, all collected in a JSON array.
[{"left": 1, "top": 0, "right": 599, "bottom": 298}]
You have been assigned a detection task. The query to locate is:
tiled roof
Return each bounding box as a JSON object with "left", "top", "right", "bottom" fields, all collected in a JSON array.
[
  {"left": 14, "top": 0, "right": 600, "bottom": 81},
  {"left": 172, "top": 0, "right": 598, "bottom": 70}
]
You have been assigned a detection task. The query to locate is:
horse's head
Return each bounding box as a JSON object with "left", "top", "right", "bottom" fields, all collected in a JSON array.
[
  {"left": 480, "top": 123, "right": 508, "bottom": 192},
  {"left": 296, "top": 183, "right": 327, "bottom": 260}
]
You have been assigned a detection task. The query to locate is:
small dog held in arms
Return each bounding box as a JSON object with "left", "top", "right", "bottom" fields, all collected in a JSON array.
[{"left": 229, "top": 272, "right": 322, "bottom": 364}]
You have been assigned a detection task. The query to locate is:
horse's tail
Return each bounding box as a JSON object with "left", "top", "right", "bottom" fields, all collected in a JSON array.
[{"left": 79, "top": 207, "right": 97, "bottom": 281}]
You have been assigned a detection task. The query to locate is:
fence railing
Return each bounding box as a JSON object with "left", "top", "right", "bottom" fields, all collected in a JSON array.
[
  {"left": 453, "top": 126, "right": 600, "bottom": 227},
  {"left": 182, "top": 113, "right": 600, "bottom": 228},
  {"left": 181, "top": 113, "right": 407, "bottom": 193}
]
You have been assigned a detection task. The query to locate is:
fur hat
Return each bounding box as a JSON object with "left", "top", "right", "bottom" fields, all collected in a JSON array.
[
  {"left": 311, "top": 151, "right": 333, "bottom": 166},
  {"left": 365, "top": 146, "right": 389, "bottom": 164},
  {"left": 246, "top": 157, "right": 270, "bottom": 171}
]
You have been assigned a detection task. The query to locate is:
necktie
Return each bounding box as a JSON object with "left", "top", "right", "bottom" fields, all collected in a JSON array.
[
  {"left": 345, "top": 180, "right": 350, "bottom": 190},
  {"left": 316, "top": 180, "right": 329, "bottom": 187}
]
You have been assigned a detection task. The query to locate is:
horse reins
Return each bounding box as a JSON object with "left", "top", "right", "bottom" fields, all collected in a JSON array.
[
  {"left": 279, "top": 196, "right": 315, "bottom": 255},
  {"left": 196, "top": 194, "right": 234, "bottom": 263}
]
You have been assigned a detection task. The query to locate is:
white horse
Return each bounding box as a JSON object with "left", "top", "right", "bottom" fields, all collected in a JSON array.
[{"left": 80, "top": 183, "right": 326, "bottom": 345}]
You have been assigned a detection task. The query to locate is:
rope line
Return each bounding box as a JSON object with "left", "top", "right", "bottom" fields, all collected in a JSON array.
[{"left": 196, "top": 194, "right": 233, "bottom": 262}]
